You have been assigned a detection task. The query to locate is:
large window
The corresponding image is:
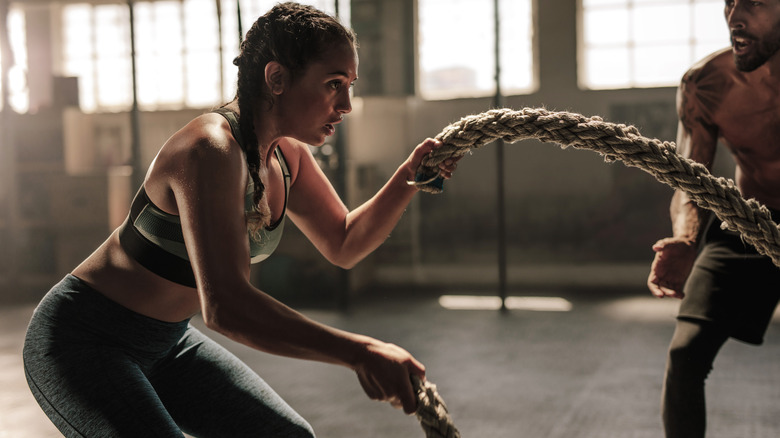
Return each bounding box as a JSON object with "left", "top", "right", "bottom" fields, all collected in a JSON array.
[
  {"left": 61, "top": 0, "right": 348, "bottom": 113},
  {"left": 418, "top": 0, "right": 536, "bottom": 100},
  {"left": 580, "top": 0, "right": 729, "bottom": 89},
  {"left": 0, "top": 6, "right": 28, "bottom": 113}
]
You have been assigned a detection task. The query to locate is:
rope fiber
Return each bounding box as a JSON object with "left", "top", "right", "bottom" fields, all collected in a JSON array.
[{"left": 413, "top": 375, "right": 461, "bottom": 438}]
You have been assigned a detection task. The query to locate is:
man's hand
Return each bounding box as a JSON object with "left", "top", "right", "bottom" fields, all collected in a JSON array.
[{"left": 647, "top": 237, "right": 698, "bottom": 299}]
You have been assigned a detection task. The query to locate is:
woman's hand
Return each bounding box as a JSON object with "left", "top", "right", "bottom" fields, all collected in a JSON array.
[
  {"left": 404, "top": 138, "right": 460, "bottom": 183},
  {"left": 353, "top": 339, "right": 426, "bottom": 415}
]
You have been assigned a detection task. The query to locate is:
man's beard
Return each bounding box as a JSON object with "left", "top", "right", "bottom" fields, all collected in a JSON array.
[{"left": 734, "top": 29, "right": 780, "bottom": 72}]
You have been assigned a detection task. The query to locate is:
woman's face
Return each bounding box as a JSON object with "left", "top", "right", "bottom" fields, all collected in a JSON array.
[{"left": 275, "top": 41, "right": 358, "bottom": 146}]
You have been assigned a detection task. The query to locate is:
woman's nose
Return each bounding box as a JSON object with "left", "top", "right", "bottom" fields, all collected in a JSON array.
[{"left": 337, "top": 92, "right": 352, "bottom": 114}]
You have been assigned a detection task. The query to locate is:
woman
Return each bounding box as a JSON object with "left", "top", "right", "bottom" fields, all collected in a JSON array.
[{"left": 23, "top": 3, "right": 456, "bottom": 437}]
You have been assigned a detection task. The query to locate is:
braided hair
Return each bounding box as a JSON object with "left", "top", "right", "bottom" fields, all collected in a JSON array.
[{"left": 231, "top": 2, "right": 357, "bottom": 237}]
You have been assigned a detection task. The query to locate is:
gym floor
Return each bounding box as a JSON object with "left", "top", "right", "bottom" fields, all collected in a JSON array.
[{"left": 2, "top": 286, "right": 779, "bottom": 438}]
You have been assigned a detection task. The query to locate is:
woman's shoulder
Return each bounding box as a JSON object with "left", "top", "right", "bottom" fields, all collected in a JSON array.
[
  {"left": 275, "top": 137, "right": 313, "bottom": 177},
  {"left": 163, "top": 113, "right": 244, "bottom": 162},
  {"left": 152, "top": 113, "right": 247, "bottom": 186}
]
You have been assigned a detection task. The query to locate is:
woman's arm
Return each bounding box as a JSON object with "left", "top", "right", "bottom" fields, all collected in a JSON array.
[
  {"left": 166, "top": 119, "right": 424, "bottom": 413},
  {"left": 286, "top": 137, "right": 454, "bottom": 268}
]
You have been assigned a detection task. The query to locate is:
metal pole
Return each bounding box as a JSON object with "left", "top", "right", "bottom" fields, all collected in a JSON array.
[
  {"left": 127, "top": 1, "right": 143, "bottom": 192},
  {"left": 333, "top": 0, "right": 351, "bottom": 311},
  {"left": 0, "top": 0, "right": 18, "bottom": 291},
  {"left": 236, "top": 0, "right": 243, "bottom": 45},
  {"left": 215, "top": 0, "right": 225, "bottom": 102},
  {"left": 493, "top": 0, "right": 507, "bottom": 312}
]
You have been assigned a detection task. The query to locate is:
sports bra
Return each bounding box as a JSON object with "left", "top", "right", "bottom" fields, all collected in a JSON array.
[{"left": 117, "top": 108, "right": 291, "bottom": 288}]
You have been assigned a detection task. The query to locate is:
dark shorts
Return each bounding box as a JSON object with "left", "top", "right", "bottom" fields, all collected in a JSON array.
[
  {"left": 680, "top": 214, "right": 780, "bottom": 345},
  {"left": 23, "top": 275, "right": 314, "bottom": 438}
]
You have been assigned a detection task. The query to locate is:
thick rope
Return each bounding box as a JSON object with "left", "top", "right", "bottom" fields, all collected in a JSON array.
[
  {"left": 409, "top": 107, "right": 780, "bottom": 436},
  {"left": 413, "top": 107, "right": 780, "bottom": 268},
  {"left": 413, "top": 375, "right": 461, "bottom": 438}
]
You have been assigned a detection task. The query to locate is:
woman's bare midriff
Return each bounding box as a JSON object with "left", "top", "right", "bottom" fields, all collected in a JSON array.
[{"left": 71, "top": 230, "right": 203, "bottom": 323}]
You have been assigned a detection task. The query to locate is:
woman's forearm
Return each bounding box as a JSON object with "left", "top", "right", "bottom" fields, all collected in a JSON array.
[
  {"left": 205, "top": 284, "right": 371, "bottom": 367},
  {"left": 337, "top": 165, "right": 420, "bottom": 267}
]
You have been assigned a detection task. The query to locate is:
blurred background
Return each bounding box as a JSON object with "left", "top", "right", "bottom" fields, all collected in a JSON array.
[
  {"left": 0, "top": 0, "right": 736, "bottom": 306},
  {"left": 6, "top": 2, "right": 779, "bottom": 438}
]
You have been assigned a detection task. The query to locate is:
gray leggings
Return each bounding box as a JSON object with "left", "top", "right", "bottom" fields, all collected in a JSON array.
[{"left": 23, "top": 275, "right": 315, "bottom": 438}]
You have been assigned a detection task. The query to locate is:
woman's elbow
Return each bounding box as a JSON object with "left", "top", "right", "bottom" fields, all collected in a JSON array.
[
  {"left": 199, "top": 293, "right": 239, "bottom": 334},
  {"left": 201, "top": 304, "right": 226, "bottom": 332},
  {"left": 328, "top": 244, "right": 371, "bottom": 269},
  {"left": 334, "top": 258, "right": 358, "bottom": 270},
  {"left": 324, "top": 252, "right": 358, "bottom": 270}
]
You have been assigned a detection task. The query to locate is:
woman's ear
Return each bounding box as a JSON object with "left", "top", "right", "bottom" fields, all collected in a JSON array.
[{"left": 265, "top": 61, "right": 287, "bottom": 95}]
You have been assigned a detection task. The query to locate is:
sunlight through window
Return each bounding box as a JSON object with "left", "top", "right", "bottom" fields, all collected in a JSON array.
[
  {"left": 1, "top": 6, "right": 28, "bottom": 113},
  {"left": 418, "top": 0, "right": 535, "bottom": 100},
  {"left": 579, "top": 0, "right": 729, "bottom": 89},
  {"left": 61, "top": 0, "right": 349, "bottom": 113},
  {"left": 438, "top": 295, "right": 572, "bottom": 312}
]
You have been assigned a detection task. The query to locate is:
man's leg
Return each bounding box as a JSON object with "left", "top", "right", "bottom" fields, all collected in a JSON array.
[{"left": 662, "top": 318, "right": 728, "bottom": 438}]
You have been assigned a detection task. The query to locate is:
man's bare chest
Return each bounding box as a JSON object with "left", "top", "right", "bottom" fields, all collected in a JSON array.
[{"left": 715, "top": 89, "right": 780, "bottom": 158}]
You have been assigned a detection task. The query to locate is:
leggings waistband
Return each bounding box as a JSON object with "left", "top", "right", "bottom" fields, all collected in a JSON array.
[{"left": 29, "top": 275, "right": 190, "bottom": 361}]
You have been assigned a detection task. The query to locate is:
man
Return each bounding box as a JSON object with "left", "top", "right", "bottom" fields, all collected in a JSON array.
[{"left": 647, "top": 1, "right": 780, "bottom": 437}]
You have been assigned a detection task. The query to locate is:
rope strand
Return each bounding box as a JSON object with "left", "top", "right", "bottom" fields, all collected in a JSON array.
[
  {"left": 413, "top": 107, "right": 780, "bottom": 268},
  {"left": 413, "top": 376, "right": 461, "bottom": 438}
]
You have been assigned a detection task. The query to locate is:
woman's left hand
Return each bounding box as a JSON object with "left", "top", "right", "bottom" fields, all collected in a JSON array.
[{"left": 404, "top": 138, "right": 460, "bottom": 182}]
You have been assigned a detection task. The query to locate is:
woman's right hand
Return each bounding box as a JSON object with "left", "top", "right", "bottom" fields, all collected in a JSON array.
[
  {"left": 353, "top": 339, "right": 426, "bottom": 415},
  {"left": 402, "top": 138, "right": 460, "bottom": 184}
]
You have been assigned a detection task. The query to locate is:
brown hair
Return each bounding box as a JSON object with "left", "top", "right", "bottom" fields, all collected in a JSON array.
[{"left": 230, "top": 2, "right": 356, "bottom": 236}]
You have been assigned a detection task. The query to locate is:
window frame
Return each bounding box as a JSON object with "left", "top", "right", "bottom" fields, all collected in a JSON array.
[
  {"left": 577, "top": 0, "right": 730, "bottom": 90},
  {"left": 416, "top": 0, "right": 538, "bottom": 101}
]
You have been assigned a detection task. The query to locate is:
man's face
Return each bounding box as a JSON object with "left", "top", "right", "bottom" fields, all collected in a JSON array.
[{"left": 726, "top": 0, "right": 780, "bottom": 71}]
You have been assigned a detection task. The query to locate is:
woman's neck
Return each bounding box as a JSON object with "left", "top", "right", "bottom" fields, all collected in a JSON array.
[{"left": 225, "top": 99, "right": 281, "bottom": 167}]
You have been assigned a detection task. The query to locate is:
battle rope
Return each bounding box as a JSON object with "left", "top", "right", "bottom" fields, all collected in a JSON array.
[
  {"left": 411, "top": 107, "right": 780, "bottom": 268},
  {"left": 413, "top": 375, "right": 461, "bottom": 438},
  {"left": 408, "top": 107, "right": 780, "bottom": 437}
]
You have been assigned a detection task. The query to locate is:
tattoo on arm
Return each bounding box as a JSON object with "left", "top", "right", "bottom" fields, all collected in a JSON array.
[{"left": 679, "top": 66, "right": 727, "bottom": 136}]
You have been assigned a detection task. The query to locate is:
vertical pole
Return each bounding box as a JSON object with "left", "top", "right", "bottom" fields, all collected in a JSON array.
[
  {"left": 128, "top": 1, "right": 143, "bottom": 192},
  {"left": 494, "top": 0, "right": 507, "bottom": 312},
  {"left": 0, "top": 0, "right": 18, "bottom": 291},
  {"left": 215, "top": 0, "right": 225, "bottom": 102},
  {"left": 236, "top": 0, "right": 243, "bottom": 45},
  {"left": 333, "top": 0, "right": 351, "bottom": 311}
]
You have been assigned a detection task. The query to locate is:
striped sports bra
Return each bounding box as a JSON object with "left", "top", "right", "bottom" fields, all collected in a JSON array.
[{"left": 117, "top": 108, "right": 291, "bottom": 288}]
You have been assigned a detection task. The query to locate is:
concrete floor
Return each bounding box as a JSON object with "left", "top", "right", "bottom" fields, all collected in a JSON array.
[{"left": 2, "top": 287, "right": 780, "bottom": 438}]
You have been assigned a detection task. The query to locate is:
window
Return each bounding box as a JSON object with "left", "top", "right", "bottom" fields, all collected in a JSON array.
[
  {"left": 0, "top": 6, "right": 28, "bottom": 113},
  {"left": 63, "top": 3, "right": 133, "bottom": 112},
  {"left": 418, "top": 0, "right": 536, "bottom": 100},
  {"left": 61, "top": 0, "right": 348, "bottom": 113},
  {"left": 579, "top": 0, "right": 729, "bottom": 89}
]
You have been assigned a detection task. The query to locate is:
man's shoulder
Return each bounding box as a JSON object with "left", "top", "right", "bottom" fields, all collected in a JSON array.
[{"left": 683, "top": 48, "right": 734, "bottom": 81}]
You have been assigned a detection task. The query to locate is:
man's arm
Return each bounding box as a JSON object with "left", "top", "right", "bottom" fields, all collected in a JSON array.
[{"left": 648, "top": 65, "right": 721, "bottom": 298}]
